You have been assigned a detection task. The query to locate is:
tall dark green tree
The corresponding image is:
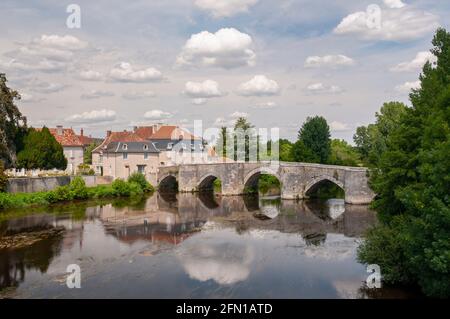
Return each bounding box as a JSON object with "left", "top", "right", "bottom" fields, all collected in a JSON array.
[
  {"left": 17, "top": 127, "right": 67, "bottom": 170},
  {"left": 233, "top": 117, "right": 257, "bottom": 162},
  {"left": 292, "top": 116, "right": 331, "bottom": 164},
  {"left": 0, "top": 73, "right": 27, "bottom": 168},
  {"left": 358, "top": 28, "right": 450, "bottom": 297}
]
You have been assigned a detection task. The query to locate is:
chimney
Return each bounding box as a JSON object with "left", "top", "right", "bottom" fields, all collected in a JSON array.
[
  {"left": 56, "top": 125, "right": 63, "bottom": 136},
  {"left": 106, "top": 130, "right": 112, "bottom": 137},
  {"left": 133, "top": 126, "right": 138, "bottom": 132},
  {"left": 152, "top": 123, "right": 161, "bottom": 132},
  {"left": 80, "top": 128, "right": 84, "bottom": 136}
]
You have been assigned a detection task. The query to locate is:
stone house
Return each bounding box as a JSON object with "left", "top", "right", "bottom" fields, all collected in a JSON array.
[
  {"left": 48, "top": 126, "right": 84, "bottom": 174},
  {"left": 92, "top": 124, "right": 217, "bottom": 184}
]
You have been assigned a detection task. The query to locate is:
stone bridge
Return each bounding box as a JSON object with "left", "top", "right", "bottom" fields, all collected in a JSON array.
[{"left": 157, "top": 162, "right": 375, "bottom": 204}]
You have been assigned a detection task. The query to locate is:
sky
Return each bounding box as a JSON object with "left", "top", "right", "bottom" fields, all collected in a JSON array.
[{"left": 1, "top": 0, "right": 449, "bottom": 143}]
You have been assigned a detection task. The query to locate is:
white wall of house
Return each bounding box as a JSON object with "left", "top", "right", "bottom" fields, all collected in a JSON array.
[
  {"left": 92, "top": 152, "right": 159, "bottom": 186},
  {"left": 64, "top": 146, "right": 84, "bottom": 174}
]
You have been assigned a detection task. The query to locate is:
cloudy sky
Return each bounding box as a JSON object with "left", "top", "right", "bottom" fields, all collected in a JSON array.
[{"left": 1, "top": 0, "right": 448, "bottom": 142}]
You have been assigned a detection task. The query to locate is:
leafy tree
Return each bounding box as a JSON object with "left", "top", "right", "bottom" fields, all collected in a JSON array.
[
  {"left": 329, "top": 139, "right": 361, "bottom": 166},
  {"left": 233, "top": 117, "right": 257, "bottom": 161},
  {"left": 0, "top": 73, "right": 27, "bottom": 168},
  {"left": 358, "top": 28, "right": 450, "bottom": 297},
  {"left": 215, "top": 127, "right": 229, "bottom": 158},
  {"left": 354, "top": 102, "right": 407, "bottom": 166},
  {"left": 83, "top": 142, "right": 98, "bottom": 164},
  {"left": 17, "top": 127, "right": 67, "bottom": 170},
  {"left": 292, "top": 116, "right": 331, "bottom": 164}
]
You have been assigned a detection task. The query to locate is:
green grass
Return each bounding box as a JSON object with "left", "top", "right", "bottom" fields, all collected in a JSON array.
[{"left": 0, "top": 174, "right": 155, "bottom": 211}]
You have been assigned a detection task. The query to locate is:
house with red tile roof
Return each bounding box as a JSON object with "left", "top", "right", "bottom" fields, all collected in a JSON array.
[
  {"left": 46, "top": 126, "right": 84, "bottom": 174},
  {"left": 91, "top": 124, "right": 217, "bottom": 184}
]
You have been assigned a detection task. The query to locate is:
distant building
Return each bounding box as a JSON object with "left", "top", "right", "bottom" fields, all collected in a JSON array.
[
  {"left": 47, "top": 126, "right": 84, "bottom": 174},
  {"left": 76, "top": 128, "right": 103, "bottom": 150},
  {"left": 92, "top": 124, "right": 217, "bottom": 184}
]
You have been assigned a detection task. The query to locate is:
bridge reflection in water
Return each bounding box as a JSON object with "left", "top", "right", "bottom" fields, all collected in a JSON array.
[{"left": 0, "top": 193, "right": 420, "bottom": 299}]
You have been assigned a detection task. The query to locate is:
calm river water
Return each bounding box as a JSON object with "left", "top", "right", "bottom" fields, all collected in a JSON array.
[{"left": 0, "top": 193, "right": 419, "bottom": 299}]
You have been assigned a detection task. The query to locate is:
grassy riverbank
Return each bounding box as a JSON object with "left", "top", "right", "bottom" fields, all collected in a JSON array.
[{"left": 0, "top": 173, "right": 154, "bottom": 211}]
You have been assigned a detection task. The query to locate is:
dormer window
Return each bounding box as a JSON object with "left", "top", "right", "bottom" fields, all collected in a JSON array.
[
  {"left": 182, "top": 143, "right": 187, "bottom": 150},
  {"left": 191, "top": 144, "right": 195, "bottom": 151},
  {"left": 143, "top": 144, "right": 148, "bottom": 150},
  {"left": 167, "top": 143, "right": 173, "bottom": 150},
  {"left": 122, "top": 144, "right": 128, "bottom": 150}
]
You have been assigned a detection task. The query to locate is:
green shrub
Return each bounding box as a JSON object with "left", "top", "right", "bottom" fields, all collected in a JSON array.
[
  {"left": 127, "top": 173, "right": 153, "bottom": 192},
  {"left": 112, "top": 179, "right": 131, "bottom": 197},
  {"left": 69, "top": 176, "right": 88, "bottom": 199},
  {"left": 128, "top": 181, "right": 144, "bottom": 197}
]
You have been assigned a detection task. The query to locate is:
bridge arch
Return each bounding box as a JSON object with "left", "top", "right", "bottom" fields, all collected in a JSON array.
[
  {"left": 243, "top": 166, "right": 281, "bottom": 194},
  {"left": 303, "top": 175, "right": 345, "bottom": 198},
  {"left": 158, "top": 174, "right": 178, "bottom": 192},
  {"left": 198, "top": 173, "right": 221, "bottom": 193}
]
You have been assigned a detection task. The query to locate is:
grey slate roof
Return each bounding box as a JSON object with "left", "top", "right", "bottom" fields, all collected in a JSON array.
[
  {"left": 101, "top": 141, "right": 160, "bottom": 153},
  {"left": 151, "top": 139, "right": 205, "bottom": 152}
]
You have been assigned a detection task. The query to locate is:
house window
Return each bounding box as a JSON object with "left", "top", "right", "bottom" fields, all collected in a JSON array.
[
  {"left": 167, "top": 143, "right": 173, "bottom": 150},
  {"left": 144, "top": 153, "right": 148, "bottom": 160},
  {"left": 123, "top": 153, "right": 128, "bottom": 160},
  {"left": 143, "top": 144, "right": 148, "bottom": 150},
  {"left": 99, "top": 154, "right": 103, "bottom": 163},
  {"left": 137, "top": 165, "right": 146, "bottom": 174},
  {"left": 123, "top": 144, "right": 128, "bottom": 150}
]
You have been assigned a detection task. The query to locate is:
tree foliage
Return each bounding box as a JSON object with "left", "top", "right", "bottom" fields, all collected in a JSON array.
[
  {"left": 292, "top": 116, "right": 331, "bottom": 164},
  {"left": 0, "top": 73, "right": 27, "bottom": 168},
  {"left": 358, "top": 28, "right": 450, "bottom": 297},
  {"left": 17, "top": 127, "right": 67, "bottom": 170},
  {"left": 329, "top": 139, "right": 361, "bottom": 166},
  {"left": 354, "top": 102, "right": 407, "bottom": 166},
  {"left": 83, "top": 142, "right": 98, "bottom": 164}
]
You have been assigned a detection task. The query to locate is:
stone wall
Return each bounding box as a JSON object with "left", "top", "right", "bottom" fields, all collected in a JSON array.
[{"left": 6, "top": 175, "right": 114, "bottom": 194}]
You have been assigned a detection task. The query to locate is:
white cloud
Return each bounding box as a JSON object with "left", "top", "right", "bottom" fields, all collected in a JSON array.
[
  {"left": 383, "top": 0, "right": 405, "bottom": 9},
  {"left": 333, "top": 5, "right": 439, "bottom": 41},
  {"left": 230, "top": 111, "right": 249, "bottom": 118},
  {"left": 80, "top": 90, "right": 115, "bottom": 100},
  {"left": 390, "top": 51, "right": 437, "bottom": 72},
  {"left": 304, "top": 55, "right": 355, "bottom": 68},
  {"left": 0, "top": 58, "right": 66, "bottom": 73},
  {"left": 27, "top": 80, "right": 66, "bottom": 93},
  {"left": 32, "top": 35, "right": 88, "bottom": 50},
  {"left": 214, "top": 117, "right": 234, "bottom": 127},
  {"left": 183, "top": 80, "right": 225, "bottom": 98},
  {"left": 305, "top": 83, "right": 343, "bottom": 95},
  {"left": 144, "top": 110, "right": 173, "bottom": 120},
  {"left": 330, "top": 121, "right": 351, "bottom": 132},
  {"left": 176, "top": 28, "right": 256, "bottom": 69},
  {"left": 122, "top": 91, "right": 156, "bottom": 100},
  {"left": 19, "top": 93, "right": 46, "bottom": 103},
  {"left": 78, "top": 70, "right": 103, "bottom": 81},
  {"left": 66, "top": 109, "right": 116, "bottom": 124},
  {"left": 251, "top": 101, "right": 277, "bottom": 109},
  {"left": 192, "top": 98, "right": 207, "bottom": 105},
  {"left": 237, "top": 75, "right": 280, "bottom": 97},
  {"left": 395, "top": 80, "right": 421, "bottom": 93},
  {"left": 195, "top": 0, "right": 258, "bottom": 18},
  {"left": 109, "top": 62, "right": 163, "bottom": 82},
  {"left": 1, "top": 35, "right": 89, "bottom": 74}
]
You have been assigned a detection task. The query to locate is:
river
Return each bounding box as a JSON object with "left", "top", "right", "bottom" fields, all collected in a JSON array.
[{"left": 0, "top": 193, "right": 420, "bottom": 298}]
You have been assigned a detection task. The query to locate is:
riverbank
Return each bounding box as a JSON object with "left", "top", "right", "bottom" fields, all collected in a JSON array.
[{"left": 0, "top": 174, "right": 154, "bottom": 211}]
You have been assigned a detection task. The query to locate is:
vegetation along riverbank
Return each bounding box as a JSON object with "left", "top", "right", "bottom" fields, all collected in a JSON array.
[{"left": 0, "top": 173, "right": 154, "bottom": 211}]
